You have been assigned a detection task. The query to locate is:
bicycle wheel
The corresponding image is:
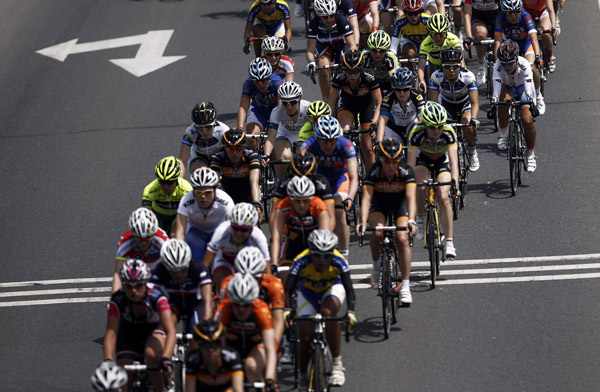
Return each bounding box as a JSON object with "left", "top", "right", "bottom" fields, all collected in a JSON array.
[
  {"left": 173, "top": 360, "right": 184, "bottom": 392},
  {"left": 517, "top": 123, "right": 525, "bottom": 185},
  {"left": 308, "top": 347, "right": 327, "bottom": 392},
  {"left": 261, "top": 165, "right": 275, "bottom": 222},
  {"left": 508, "top": 122, "right": 519, "bottom": 196},
  {"left": 302, "top": 0, "right": 313, "bottom": 32},
  {"left": 426, "top": 208, "right": 437, "bottom": 288},
  {"left": 459, "top": 143, "right": 469, "bottom": 209},
  {"left": 381, "top": 250, "right": 391, "bottom": 339}
]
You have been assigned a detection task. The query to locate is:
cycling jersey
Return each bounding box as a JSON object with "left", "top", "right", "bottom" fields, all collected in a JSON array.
[
  {"left": 300, "top": 135, "right": 356, "bottom": 180},
  {"left": 115, "top": 229, "right": 169, "bottom": 269},
  {"left": 391, "top": 13, "right": 431, "bottom": 46},
  {"left": 465, "top": 0, "right": 499, "bottom": 11},
  {"left": 241, "top": 74, "right": 284, "bottom": 117},
  {"left": 220, "top": 274, "right": 285, "bottom": 311},
  {"left": 353, "top": 0, "right": 378, "bottom": 20},
  {"left": 408, "top": 124, "right": 457, "bottom": 161},
  {"left": 523, "top": 0, "right": 547, "bottom": 18},
  {"left": 307, "top": 14, "right": 353, "bottom": 45},
  {"left": 419, "top": 33, "right": 463, "bottom": 69},
  {"left": 182, "top": 121, "right": 229, "bottom": 160},
  {"left": 207, "top": 220, "right": 270, "bottom": 270},
  {"left": 331, "top": 69, "right": 380, "bottom": 99},
  {"left": 142, "top": 178, "right": 193, "bottom": 230},
  {"left": 272, "top": 173, "right": 334, "bottom": 204},
  {"left": 210, "top": 149, "right": 260, "bottom": 203},
  {"left": 296, "top": 121, "right": 315, "bottom": 143},
  {"left": 177, "top": 189, "right": 234, "bottom": 234},
  {"left": 264, "top": 54, "right": 294, "bottom": 79},
  {"left": 185, "top": 347, "right": 243, "bottom": 392},
  {"left": 380, "top": 89, "right": 425, "bottom": 140},
  {"left": 494, "top": 10, "right": 536, "bottom": 42},
  {"left": 491, "top": 56, "right": 536, "bottom": 101},
  {"left": 364, "top": 160, "right": 416, "bottom": 219},
  {"left": 247, "top": 0, "right": 291, "bottom": 27},
  {"left": 268, "top": 100, "right": 311, "bottom": 145},
  {"left": 362, "top": 50, "right": 399, "bottom": 92},
  {"left": 429, "top": 67, "right": 478, "bottom": 105},
  {"left": 336, "top": 0, "right": 357, "bottom": 18}
]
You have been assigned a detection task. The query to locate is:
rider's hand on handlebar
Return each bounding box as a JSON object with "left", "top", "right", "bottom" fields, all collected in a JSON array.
[
  {"left": 306, "top": 61, "right": 316, "bottom": 74},
  {"left": 356, "top": 223, "right": 366, "bottom": 236},
  {"left": 343, "top": 198, "right": 354, "bottom": 211},
  {"left": 345, "top": 310, "right": 357, "bottom": 327},
  {"left": 463, "top": 37, "right": 473, "bottom": 50}
]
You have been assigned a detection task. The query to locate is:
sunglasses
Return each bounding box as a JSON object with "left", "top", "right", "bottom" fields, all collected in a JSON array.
[
  {"left": 442, "top": 64, "right": 460, "bottom": 70},
  {"left": 291, "top": 198, "right": 311, "bottom": 204},
  {"left": 318, "top": 138, "right": 337, "bottom": 144},
  {"left": 500, "top": 61, "right": 516, "bottom": 67},
  {"left": 225, "top": 146, "right": 244, "bottom": 152},
  {"left": 194, "top": 189, "right": 215, "bottom": 196},
  {"left": 382, "top": 159, "right": 400, "bottom": 165},
  {"left": 345, "top": 69, "right": 361, "bottom": 75},
  {"left": 134, "top": 236, "right": 153, "bottom": 243},
  {"left": 312, "top": 252, "right": 333, "bottom": 259},
  {"left": 194, "top": 123, "right": 214, "bottom": 131},
  {"left": 320, "top": 15, "right": 335, "bottom": 20},
  {"left": 508, "top": 10, "right": 521, "bottom": 15},
  {"left": 282, "top": 100, "right": 299, "bottom": 106},
  {"left": 432, "top": 32, "right": 446, "bottom": 38},
  {"left": 159, "top": 179, "right": 177, "bottom": 185},
  {"left": 370, "top": 49, "right": 387, "bottom": 53},
  {"left": 232, "top": 302, "right": 253, "bottom": 309},
  {"left": 406, "top": 11, "right": 421, "bottom": 17},
  {"left": 231, "top": 225, "right": 252, "bottom": 233},
  {"left": 264, "top": 52, "right": 281, "bottom": 57},
  {"left": 254, "top": 78, "right": 270, "bottom": 84},
  {"left": 394, "top": 87, "right": 411, "bottom": 92},
  {"left": 123, "top": 281, "right": 146, "bottom": 288}
]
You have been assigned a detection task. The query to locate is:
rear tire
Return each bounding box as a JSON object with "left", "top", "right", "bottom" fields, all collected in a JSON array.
[
  {"left": 509, "top": 122, "right": 518, "bottom": 196},
  {"left": 426, "top": 208, "right": 437, "bottom": 288}
]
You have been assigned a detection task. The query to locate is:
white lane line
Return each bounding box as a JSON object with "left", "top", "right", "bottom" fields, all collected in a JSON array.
[
  {"left": 0, "top": 296, "right": 109, "bottom": 308},
  {"left": 0, "top": 277, "right": 111, "bottom": 288},
  {"left": 0, "top": 287, "right": 110, "bottom": 298}
]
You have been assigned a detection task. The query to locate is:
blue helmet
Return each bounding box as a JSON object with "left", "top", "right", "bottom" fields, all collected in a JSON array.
[
  {"left": 391, "top": 67, "right": 414, "bottom": 88},
  {"left": 248, "top": 57, "right": 272, "bottom": 80},
  {"left": 313, "top": 116, "right": 342, "bottom": 139}
]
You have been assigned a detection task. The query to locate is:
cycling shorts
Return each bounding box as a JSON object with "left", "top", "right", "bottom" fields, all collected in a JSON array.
[
  {"left": 316, "top": 41, "right": 348, "bottom": 63},
  {"left": 246, "top": 105, "right": 269, "bottom": 130},
  {"left": 279, "top": 235, "right": 309, "bottom": 268},
  {"left": 275, "top": 128, "right": 301, "bottom": 146},
  {"left": 415, "top": 154, "right": 451, "bottom": 176},
  {"left": 212, "top": 256, "right": 236, "bottom": 277},
  {"left": 400, "top": 35, "right": 420, "bottom": 51},
  {"left": 472, "top": 9, "right": 499, "bottom": 31},
  {"left": 253, "top": 18, "right": 286, "bottom": 38},
  {"left": 116, "top": 322, "right": 165, "bottom": 360},
  {"left": 337, "top": 97, "right": 376, "bottom": 126},
  {"left": 229, "top": 339, "right": 265, "bottom": 361},
  {"left": 186, "top": 227, "right": 213, "bottom": 263},
  {"left": 515, "top": 38, "right": 534, "bottom": 58},
  {"left": 441, "top": 100, "right": 472, "bottom": 122},
  {"left": 369, "top": 198, "right": 409, "bottom": 223},
  {"left": 359, "top": 12, "right": 373, "bottom": 26},
  {"left": 505, "top": 84, "right": 529, "bottom": 102},
  {"left": 325, "top": 172, "right": 350, "bottom": 200},
  {"left": 383, "top": 123, "right": 415, "bottom": 146},
  {"left": 296, "top": 283, "right": 346, "bottom": 317},
  {"left": 171, "top": 302, "right": 206, "bottom": 334}
]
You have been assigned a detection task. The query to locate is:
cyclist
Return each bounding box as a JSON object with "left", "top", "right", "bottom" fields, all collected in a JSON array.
[
  {"left": 261, "top": 36, "right": 295, "bottom": 81},
  {"left": 214, "top": 273, "right": 279, "bottom": 389},
  {"left": 264, "top": 82, "right": 311, "bottom": 179},
  {"left": 103, "top": 259, "right": 176, "bottom": 392},
  {"left": 179, "top": 102, "right": 229, "bottom": 176},
  {"left": 429, "top": 47, "right": 481, "bottom": 171},
  {"left": 186, "top": 319, "right": 244, "bottom": 392},
  {"left": 357, "top": 139, "right": 417, "bottom": 303},
  {"left": 210, "top": 128, "right": 261, "bottom": 207},
  {"left": 284, "top": 229, "right": 356, "bottom": 387},
  {"left": 336, "top": 0, "right": 361, "bottom": 46},
  {"left": 237, "top": 58, "right": 284, "bottom": 151},
  {"left": 142, "top": 156, "right": 193, "bottom": 236},
  {"left": 492, "top": 39, "right": 539, "bottom": 172},
  {"left": 91, "top": 361, "right": 128, "bottom": 392},
  {"left": 363, "top": 30, "right": 399, "bottom": 95},
  {"left": 244, "top": 0, "right": 292, "bottom": 57},
  {"left": 150, "top": 239, "right": 213, "bottom": 331},
  {"left": 391, "top": 0, "right": 431, "bottom": 59},
  {"left": 463, "top": 0, "right": 501, "bottom": 86},
  {"left": 417, "top": 13, "right": 463, "bottom": 92},
  {"left": 203, "top": 203, "right": 270, "bottom": 289},
  {"left": 406, "top": 101, "right": 459, "bottom": 259},
  {"left": 300, "top": 116, "right": 358, "bottom": 260},
  {"left": 296, "top": 100, "right": 333, "bottom": 145},
  {"left": 112, "top": 208, "right": 168, "bottom": 293},
  {"left": 494, "top": 0, "right": 545, "bottom": 114},
  {"left": 328, "top": 48, "right": 382, "bottom": 171},
  {"left": 173, "top": 167, "right": 234, "bottom": 263},
  {"left": 353, "top": 0, "right": 380, "bottom": 48},
  {"left": 376, "top": 67, "right": 425, "bottom": 145},
  {"left": 306, "top": 0, "right": 357, "bottom": 101},
  {"left": 523, "top": 0, "right": 558, "bottom": 72},
  {"left": 270, "top": 151, "right": 336, "bottom": 229}
]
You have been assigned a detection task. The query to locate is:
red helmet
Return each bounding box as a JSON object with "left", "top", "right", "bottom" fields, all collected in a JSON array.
[{"left": 402, "top": 0, "right": 424, "bottom": 12}]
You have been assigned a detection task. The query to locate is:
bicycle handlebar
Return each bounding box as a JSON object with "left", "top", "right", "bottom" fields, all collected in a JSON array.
[
  {"left": 473, "top": 39, "right": 494, "bottom": 46},
  {"left": 380, "top": 6, "right": 399, "bottom": 12},
  {"left": 491, "top": 100, "right": 533, "bottom": 107},
  {"left": 416, "top": 180, "right": 454, "bottom": 187},
  {"left": 397, "top": 58, "right": 419, "bottom": 64},
  {"left": 446, "top": 122, "right": 470, "bottom": 128},
  {"left": 176, "top": 333, "right": 193, "bottom": 343},
  {"left": 294, "top": 314, "right": 352, "bottom": 342}
]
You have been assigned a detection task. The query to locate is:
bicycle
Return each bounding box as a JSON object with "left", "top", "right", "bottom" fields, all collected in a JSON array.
[
  {"left": 469, "top": 39, "right": 495, "bottom": 98},
  {"left": 123, "top": 362, "right": 174, "bottom": 392},
  {"left": 534, "top": 17, "right": 556, "bottom": 97},
  {"left": 446, "top": 122, "right": 471, "bottom": 212},
  {"left": 172, "top": 332, "right": 193, "bottom": 392},
  {"left": 309, "top": 63, "right": 340, "bottom": 85},
  {"left": 302, "top": 0, "right": 315, "bottom": 33},
  {"left": 243, "top": 37, "right": 264, "bottom": 55},
  {"left": 492, "top": 100, "right": 531, "bottom": 196},
  {"left": 345, "top": 124, "right": 374, "bottom": 210}
]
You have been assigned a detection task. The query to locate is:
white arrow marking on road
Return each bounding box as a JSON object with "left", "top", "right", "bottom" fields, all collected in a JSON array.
[{"left": 36, "top": 30, "right": 186, "bottom": 77}]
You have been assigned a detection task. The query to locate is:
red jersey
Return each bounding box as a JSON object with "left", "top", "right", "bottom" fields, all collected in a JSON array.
[
  {"left": 523, "top": 0, "right": 547, "bottom": 18},
  {"left": 115, "top": 229, "right": 168, "bottom": 269}
]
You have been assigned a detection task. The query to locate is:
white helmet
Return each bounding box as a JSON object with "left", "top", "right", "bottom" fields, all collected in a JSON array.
[
  {"left": 314, "top": 0, "right": 337, "bottom": 16},
  {"left": 190, "top": 167, "right": 220, "bottom": 188},
  {"left": 160, "top": 239, "right": 192, "bottom": 272},
  {"left": 314, "top": 115, "right": 343, "bottom": 139},
  {"left": 248, "top": 57, "right": 272, "bottom": 80},
  {"left": 128, "top": 208, "right": 158, "bottom": 238},
  {"left": 278, "top": 82, "right": 303, "bottom": 100},
  {"left": 231, "top": 203, "right": 259, "bottom": 228},
  {"left": 234, "top": 246, "right": 266, "bottom": 277},
  {"left": 91, "top": 362, "right": 128, "bottom": 391},
  {"left": 308, "top": 229, "right": 338, "bottom": 253},
  {"left": 227, "top": 273, "right": 259, "bottom": 304},
  {"left": 287, "top": 176, "right": 315, "bottom": 199},
  {"left": 262, "top": 36, "right": 286, "bottom": 52}
]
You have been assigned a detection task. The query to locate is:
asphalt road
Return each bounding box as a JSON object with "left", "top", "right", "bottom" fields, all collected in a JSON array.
[{"left": 1, "top": 0, "right": 600, "bottom": 391}]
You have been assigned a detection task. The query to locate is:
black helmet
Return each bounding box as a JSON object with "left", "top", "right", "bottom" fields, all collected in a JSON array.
[
  {"left": 342, "top": 49, "right": 364, "bottom": 71},
  {"left": 222, "top": 128, "right": 246, "bottom": 146},
  {"left": 440, "top": 47, "right": 463, "bottom": 63},
  {"left": 191, "top": 102, "right": 217, "bottom": 126},
  {"left": 192, "top": 319, "right": 224, "bottom": 347},
  {"left": 497, "top": 39, "right": 519, "bottom": 62},
  {"left": 377, "top": 138, "right": 402, "bottom": 160},
  {"left": 291, "top": 151, "right": 317, "bottom": 176}
]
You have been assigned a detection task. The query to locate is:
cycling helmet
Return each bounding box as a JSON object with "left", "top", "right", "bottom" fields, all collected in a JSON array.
[
  {"left": 234, "top": 246, "right": 266, "bottom": 277},
  {"left": 306, "top": 100, "right": 332, "bottom": 119},
  {"left": 91, "top": 362, "right": 128, "bottom": 392},
  {"left": 377, "top": 138, "right": 403, "bottom": 160},
  {"left": 342, "top": 49, "right": 365, "bottom": 71},
  {"left": 291, "top": 151, "right": 317, "bottom": 176},
  {"left": 313, "top": 115, "right": 342, "bottom": 139},
  {"left": 367, "top": 30, "right": 391, "bottom": 51},
  {"left": 120, "top": 259, "right": 151, "bottom": 284},
  {"left": 222, "top": 128, "right": 247, "bottom": 147},
  {"left": 421, "top": 101, "right": 448, "bottom": 127},
  {"left": 231, "top": 202, "right": 259, "bottom": 228},
  {"left": 160, "top": 239, "right": 192, "bottom": 272},
  {"left": 155, "top": 156, "right": 181, "bottom": 181},
  {"left": 262, "top": 36, "right": 286, "bottom": 52},
  {"left": 308, "top": 229, "right": 338, "bottom": 253},
  {"left": 227, "top": 273, "right": 260, "bottom": 305},
  {"left": 190, "top": 167, "right": 220, "bottom": 188},
  {"left": 499, "top": 0, "right": 523, "bottom": 12},
  {"left": 402, "top": 0, "right": 424, "bottom": 12},
  {"left": 440, "top": 47, "right": 464, "bottom": 63},
  {"left": 192, "top": 319, "right": 224, "bottom": 346},
  {"left": 497, "top": 39, "right": 520, "bottom": 62},
  {"left": 314, "top": 0, "right": 337, "bottom": 16},
  {"left": 278, "top": 81, "right": 303, "bottom": 100},
  {"left": 191, "top": 102, "right": 217, "bottom": 126},
  {"left": 427, "top": 13, "right": 450, "bottom": 34},
  {"left": 128, "top": 208, "right": 158, "bottom": 238},
  {"left": 260, "top": 0, "right": 277, "bottom": 3},
  {"left": 391, "top": 67, "right": 414, "bottom": 88},
  {"left": 248, "top": 57, "right": 272, "bottom": 80},
  {"left": 286, "top": 176, "right": 315, "bottom": 199}
]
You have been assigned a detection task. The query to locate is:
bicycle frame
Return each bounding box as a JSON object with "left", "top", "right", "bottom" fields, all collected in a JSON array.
[
  {"left": 446, "top": 122, "right": 470, "bottom": 213},
  {"left": 123, "top": 362, "right": 173, "bottom": 392}
]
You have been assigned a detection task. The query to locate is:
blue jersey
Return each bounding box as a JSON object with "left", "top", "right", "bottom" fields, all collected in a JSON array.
[
  {"left": 300, "top": 135, "right": 356, "bottom": 179},
  {"left": 150, "top": 262, "right": 211, "bottom": 316},
  {"left": 494, "top": 10, "right": 536, "bottom": 42},
  {"left": 290, "top": 248, "right": 350, "bottom": 299},
  {"left": 241, "top": 74, "right": 284, "bottom": 115}
]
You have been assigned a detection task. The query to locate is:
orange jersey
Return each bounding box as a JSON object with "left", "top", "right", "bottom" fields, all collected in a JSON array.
[
  {"left": 215, "top": 298, "right": 274, "bottom": 344},
  {"left": 276, "top": 196, "right": 328, "bottom": 241},
  {"left": 220, "top": 275, "right": 285, "bottom": 310}
]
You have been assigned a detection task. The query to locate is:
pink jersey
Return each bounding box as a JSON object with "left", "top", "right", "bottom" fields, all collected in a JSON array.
[{"left": 115, "top": 229, "right": 168, "bottom": 268}]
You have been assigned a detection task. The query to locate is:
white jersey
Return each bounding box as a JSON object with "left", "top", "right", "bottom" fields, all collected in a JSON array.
[
  {"left": 429, "top": 68, "right": 478, "bottom": 104},
  {"left": 177, "top": 189, "right": 234, "bottom": 233},
  {"left": 272, "top": 55, "right": 295, "bottom": 78},
  {"left": 182, "top": 120, "right": 229, "bottom": 157},
  {"left": 268, "top": 99, "right": 311, "bottom": 144},
  {"left": 207, "top": 221, "right": 270, "bottom": 266},
  {"left": 492, "top": 56, "right": 536, "bottom": 101}
]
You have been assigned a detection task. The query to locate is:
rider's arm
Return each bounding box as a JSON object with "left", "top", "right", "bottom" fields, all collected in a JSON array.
[
  {"left": 349, "top": 15, "right": 360, "bottom": 47},
  {"left": 492, "top": 61, "right": 501, "bottom": 100},
  {"left": 112, "top": 259, "right": 125, "bottom": 294},
  {"left": 173, "top": 213, "right": 187, "bottom": 240},
  {"left": 417, "top": 57, "right": 428, "bottom": 90},
  {"left": 435, "top": 0, "right": 445, "bottom": 14},
  {"left": 243, "top": 19, "right": 253, "bottom": 45},
  {"left": 270, "top": 208, "right": 285, "bottom": 267},
  {"left": 317, "top": 206, "right": 331, "bottom": 230},
  {"left": 448, "top": 148, "right": 459, "bottom": 187},
  {"left": 202, "top": 250, "right": 217, "bottom": 271},
  {"left": 545, "top": 0, "right": 557, "bottom": 30},
  {"left": 327, "top": 88, "right": 340, "bottom": 114},
  {"left": 346, "top": 157, "right": 359, "bottom": 201},
  {"left": 371, "top": 88, "right": 382, "bottom": 125},
  {"left": 264, "top": 123, "right": 278, "bottom": 157},
  {"left": 406, "top": 149, "right": 417, "bottom": 168},
  {"left": 201, "top": 283, "right": 213, "bottom": 319},
  {"left": 250, "top": 168, "right": 261, "bottom": 205},
  {"left": 232, "top": 372, "right": 245, "bottom": 392},
  {"left": 102, "top": 308, "right": 119, "bottom": 360},
  {"left": 369, "top": 0, "right": 380, "bottom": 32},
  {"left": 359, "top": 185, "right": 373, "bottom": 234},
  {"left": 406, "top": 182, "right": 417, "bottom": 222},
  {"left": 179, "top": 144, "right": 191, "bottom": 178},
  {"left": 428, "top": 81, "right": 439, "bottom": 102},
  {"left": 463, "top": 3, "right": 473, "bottom": 42},
  {"left": 237, "top": 95, "right": 251, "bottom": 129},
  {"left": 340, "top": 271, "right": 356, "bottom": 312},
  {"left": 306, "top": 38, "right": 317, "bottom": 64},
  {"left": 284, "top": 19, "right": 292, "bottom": 47},
  {"left": 159, "top": 302, "right": 177, "bottom": 359},
  {"left": 468, "top": 88, "right": 480, "bottom": 119},
  {"left": 284, "top": 273, "right": 299, "bottom": 308},
  {"left": 263, "top": 328, "right": 278, "bottom": 381}
]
